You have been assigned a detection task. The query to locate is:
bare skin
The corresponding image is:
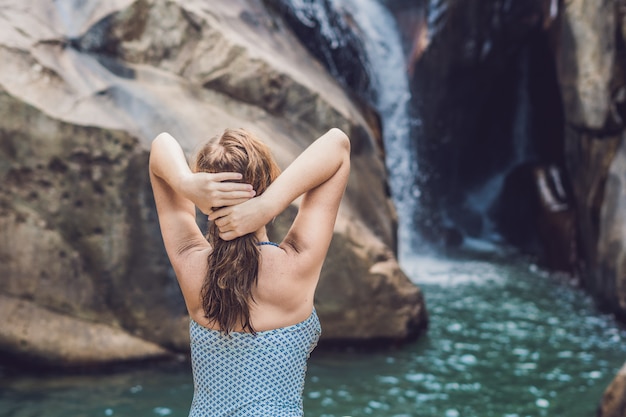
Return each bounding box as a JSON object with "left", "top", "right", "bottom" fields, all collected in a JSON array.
[{"left": 149, "top": 128, "right": 350, "bottom": 332}]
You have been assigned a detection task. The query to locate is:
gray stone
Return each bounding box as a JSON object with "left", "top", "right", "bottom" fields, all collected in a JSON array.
[
  {"left": 0, "top": 0, "right": 426, "bottom": 366},
  {"left": 0, "top": 295, "right": 171, "bottom": 367}
]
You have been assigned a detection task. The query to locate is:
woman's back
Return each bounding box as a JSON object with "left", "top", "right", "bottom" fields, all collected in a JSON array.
[
  {"left": 186, "top": 241, "right": 318, "bottom": 333},
  {"left": 188, "top": 310, "right": 320, "bottom": 417}
]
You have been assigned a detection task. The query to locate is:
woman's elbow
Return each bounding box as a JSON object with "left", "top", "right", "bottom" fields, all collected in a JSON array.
[
  {"left": 328, "top": 128, "right": 350, "bottom": 155},
  {"left": 151, "top": 132, "right": 172, "bottom": 148},
  {"left": 149, "top": 133, "right": 170, "bottom": 172}
]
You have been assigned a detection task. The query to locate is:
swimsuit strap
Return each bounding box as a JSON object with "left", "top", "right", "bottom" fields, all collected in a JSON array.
[{"left": 256, "top": 241, "right": 280, "bottom": 247}]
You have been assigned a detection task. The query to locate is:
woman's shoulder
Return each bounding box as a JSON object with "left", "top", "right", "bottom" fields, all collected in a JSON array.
[
  {"left": 256, "top": 246, "right": 318, "bottom": 305},
  {"left": 258, "top": 240, "right": 315, "bottom": 276}
]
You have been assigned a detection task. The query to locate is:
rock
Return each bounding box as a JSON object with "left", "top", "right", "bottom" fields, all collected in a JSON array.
[
  {"left": 555, "top": 0, "right": 626, "bottom": 318},
  {"left": 266, "top": 0, "right": 371, "bottom": 101},
  {"left": 595, "top": 134, "right": 626, "bottom": 314},
  {"left": 489, "top": 163, "right": 577, "bottom": 272},
  {"left": 597, "top": 362, "right": 626, "bottom": 417},
  {"left": 0, "top": 295, "right": 171, "bottom": 368},
  {"left": 556, "top": 0, "right": 616, "bottom": 129},
  {"left": 0, "top": 89, "right": 191, "bottom": 359},
  {"left": 534, "top": 165, "right": 577, "bottom": 272},
  {"left": 0, "top": 0, "right": 426, "bottom": 366}
]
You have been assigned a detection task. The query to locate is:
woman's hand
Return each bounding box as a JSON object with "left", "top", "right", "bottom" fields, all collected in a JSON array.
[
  {"left": 208, "top": 197, "right": 270, "bottom": 241},
  {"left": 179, "top": 172, "right": 255, "bottom": 214}
]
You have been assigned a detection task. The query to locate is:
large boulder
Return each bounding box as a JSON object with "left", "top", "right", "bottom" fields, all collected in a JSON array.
[
  {"left": 0, "top": 0, "right": 426, "bottom": 367},
  {"left": 555, "top": 0, "right": 626, "bottom": 410},
  {"left": 556, "top": 0, "right": 626, "bottom": 315}
]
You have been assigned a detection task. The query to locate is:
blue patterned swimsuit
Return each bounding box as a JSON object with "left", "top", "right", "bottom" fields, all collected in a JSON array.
[{"left": 188, "top": 310, "right": 321, "bottom": 416}]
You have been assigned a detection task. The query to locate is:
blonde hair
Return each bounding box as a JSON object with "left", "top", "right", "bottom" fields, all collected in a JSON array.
[{"left": 193, "top": 128, "right": 280, "bottom": 334}]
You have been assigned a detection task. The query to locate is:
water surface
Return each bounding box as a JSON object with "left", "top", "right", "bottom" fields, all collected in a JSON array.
[{"left": 2, "top": 250, "right": 625, "bottom": 417}]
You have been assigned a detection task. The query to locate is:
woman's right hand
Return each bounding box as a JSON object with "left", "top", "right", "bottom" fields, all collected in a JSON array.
[
  {"left": 178, "top": 172, "right": 255, "bottom": 214},
  {"left": 208, "top": 196, "right": 270, "bottom": 241}
]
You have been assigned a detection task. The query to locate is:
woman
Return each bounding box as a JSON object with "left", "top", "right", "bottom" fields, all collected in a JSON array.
[{"left": 149, "top": 127, "right": 350, "bottom": 416}]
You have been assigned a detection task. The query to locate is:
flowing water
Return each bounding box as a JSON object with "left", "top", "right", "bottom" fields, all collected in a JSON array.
[{"left": 336, "top": 0, "right": 419, "bottom": 251}]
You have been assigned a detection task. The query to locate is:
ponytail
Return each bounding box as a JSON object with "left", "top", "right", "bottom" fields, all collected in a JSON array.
[{"left": 201, "top": 225, "right": 260, "bottom": 335}]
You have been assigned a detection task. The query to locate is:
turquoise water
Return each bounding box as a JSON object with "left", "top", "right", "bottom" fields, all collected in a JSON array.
[{"left": 1, "top": 250, "right": 625, "bottom": 417}]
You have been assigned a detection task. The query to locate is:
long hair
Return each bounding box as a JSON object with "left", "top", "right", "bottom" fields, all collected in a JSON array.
[{"left": 193, "top": 128, "right": 280, "bottom": 334}]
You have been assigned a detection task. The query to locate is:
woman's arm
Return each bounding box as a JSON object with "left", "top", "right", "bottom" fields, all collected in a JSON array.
[
  {"left": 149, "top": 132, "right": 255, "bottom": 263},
  {"left": 210, "top": 128, "right": 350, "bottom": 255}
]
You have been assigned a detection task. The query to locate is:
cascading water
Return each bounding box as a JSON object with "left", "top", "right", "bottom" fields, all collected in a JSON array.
[{"left": 332, "top": 0, "right": 421, "bottom": 259}]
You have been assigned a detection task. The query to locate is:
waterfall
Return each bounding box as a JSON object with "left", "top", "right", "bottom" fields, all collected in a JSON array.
[
  {"left": 277, "top": 0, "right": 422, "bottom": 257},
  {"left": 333, "top": 0, "right": 421, "bottom": 260}
]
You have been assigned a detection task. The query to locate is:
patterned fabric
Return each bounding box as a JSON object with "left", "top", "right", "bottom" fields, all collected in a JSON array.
[
  {"left": 256, "top": 241, "right": 280, "bottom": 248},
  {"left": 188, "top": 310, "right": 321, "bottom": 417}
]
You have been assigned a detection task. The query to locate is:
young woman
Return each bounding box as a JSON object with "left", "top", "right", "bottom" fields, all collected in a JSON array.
[{"left": 149, "top": 127, "right": 350, "bottom": 416}]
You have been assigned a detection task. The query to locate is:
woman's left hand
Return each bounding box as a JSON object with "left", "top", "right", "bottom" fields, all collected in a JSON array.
[{"left": 179, "top": 172, "right": 255, "bottom": 214}]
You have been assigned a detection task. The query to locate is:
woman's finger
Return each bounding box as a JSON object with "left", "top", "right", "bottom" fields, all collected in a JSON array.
[
  {"left": 214, "top": 215, "right": 230, "bottom": 227},
  {"left": 219, "top": 190, "right": 256, "bottom": 200},
  {"left": 217, "top": 182, "right": 255, "bottom": 193},
  {"left": 216, "top": 197, "right": 252, "bottom": 207},
  {"left": 208, "top": 207, "right": 230, "bottom": 221},
  {"left": 219, "top": 231, "right": 236, "bottom": 241},
  {"left": 210, "top": 172, "right": 243, "bottom": 182}
]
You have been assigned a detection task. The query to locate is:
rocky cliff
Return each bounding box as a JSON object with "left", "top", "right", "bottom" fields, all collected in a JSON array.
[
  {"left": 559, "top": 0, "right": 626, "bottom": 414},
  {"left": 0, "top": 0, "right": 427, "bottom": 367},
  {"left": 557, "top": 0, "right": 626, "bottom": 324}
]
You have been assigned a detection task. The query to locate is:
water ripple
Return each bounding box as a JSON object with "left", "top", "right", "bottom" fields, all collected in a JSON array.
[{"left": 303, "top": 253, "right": 626, "bottom": 416}]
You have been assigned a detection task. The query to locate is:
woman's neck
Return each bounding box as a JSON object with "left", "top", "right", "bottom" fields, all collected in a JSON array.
[{"left": 254, "top": 226, "right": 268, "bottom": 242}]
